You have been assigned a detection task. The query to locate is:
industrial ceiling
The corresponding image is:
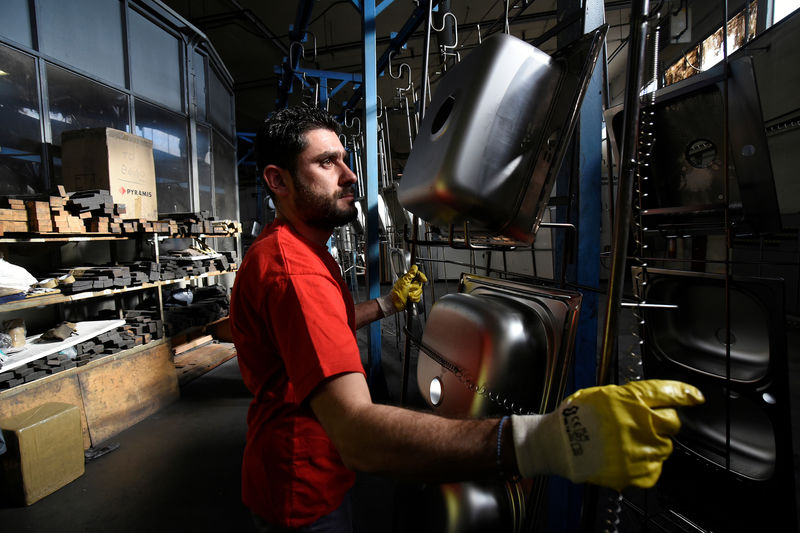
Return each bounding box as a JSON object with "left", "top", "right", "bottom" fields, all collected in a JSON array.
[{"left": 161, "top": 1, "right": 635, "bottom": 135}]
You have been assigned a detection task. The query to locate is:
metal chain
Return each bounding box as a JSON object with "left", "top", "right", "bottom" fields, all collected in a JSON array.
[{"left": 404, "top": 327, "right": 531, "bottom": 415}]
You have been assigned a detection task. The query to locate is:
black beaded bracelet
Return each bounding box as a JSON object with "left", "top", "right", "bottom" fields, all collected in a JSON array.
[{"left": 497, "top": 415, "right": 510, "bottom": 479}]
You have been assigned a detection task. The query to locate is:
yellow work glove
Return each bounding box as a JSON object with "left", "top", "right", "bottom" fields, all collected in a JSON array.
[
  {"left": 376, "top": 265, "right": 428, "bottom": 316},
  {"left": 511, "top": 379, "right": 705, "bottom": 491}
]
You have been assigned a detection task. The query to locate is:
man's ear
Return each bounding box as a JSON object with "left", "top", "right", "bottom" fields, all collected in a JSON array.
[{"left": 263, "top": 165, "right": 290, "bottom": 199}]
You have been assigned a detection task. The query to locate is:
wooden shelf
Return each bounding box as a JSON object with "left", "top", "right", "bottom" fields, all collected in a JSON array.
[
  {"left": 0, "top": 269, "right": 237, "bottom": 312},
  {"left": 0, "top": 339, "right": 178, "bottom": 450},
  {"left": 0, "top": 231, "right": 240, "bottom": 244}
]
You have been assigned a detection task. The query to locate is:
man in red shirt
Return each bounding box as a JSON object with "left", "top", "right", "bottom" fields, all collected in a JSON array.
[{"left": 230, "top": 106, "right": 704, "bottom": 532}]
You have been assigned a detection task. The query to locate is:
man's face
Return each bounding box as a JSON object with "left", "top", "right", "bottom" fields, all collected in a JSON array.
[{"left": 289, "top": 128, "right": 358, "bottom": 229}]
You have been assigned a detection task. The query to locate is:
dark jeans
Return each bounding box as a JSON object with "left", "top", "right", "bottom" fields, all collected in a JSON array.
[{"left": 251, "top": 493, "right": 353, "bottom": 533}]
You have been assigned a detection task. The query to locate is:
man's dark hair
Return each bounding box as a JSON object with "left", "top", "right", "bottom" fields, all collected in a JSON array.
[{"left": 255, "top": 105, "right": 342, "bottom": 181}]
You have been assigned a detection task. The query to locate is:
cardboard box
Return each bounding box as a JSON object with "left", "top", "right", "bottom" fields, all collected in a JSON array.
[
  {"left": 61, "top": 128, "right": 157, "bottom": 221},
  {"left": 0, "top": 402, "right": 85, "bottom": 505}
]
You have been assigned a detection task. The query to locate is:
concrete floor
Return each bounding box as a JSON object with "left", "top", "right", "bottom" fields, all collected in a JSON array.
[
  {"left": 0, "top": 313, "right": 414, "bottom": 533},
  {"left": 0, "top": 357, "right": 255, "bottom": 532}
]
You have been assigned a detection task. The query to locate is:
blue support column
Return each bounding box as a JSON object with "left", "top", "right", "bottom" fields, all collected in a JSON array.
[
  {"left": 550, "top": 1, "right": 605, "bottom": 531},
  {"left": 362, "top": 0, "right": 383, "bottom": 392}
]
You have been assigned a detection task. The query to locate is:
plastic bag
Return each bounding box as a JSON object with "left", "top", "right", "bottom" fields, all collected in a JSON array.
[
  {"left": 0, "top": 258, "right": 38, "bottom": 291},
  {"left": 58, "top": 346, "right": 78, "bottom": 360},
  {"left": 1, "top": 318, "right": 26, "bottom": 348},
  {"left": 0, "top": 332, "right": 11, "bottom": 351}
]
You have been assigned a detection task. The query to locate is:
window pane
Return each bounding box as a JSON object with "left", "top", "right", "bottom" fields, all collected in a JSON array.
[
  {"left": 213, "top": 130, "right": 237, "bottom": 220},
  {"left": 665, "top": 45, "right": 701, "bottom": 86},
  {"left": 208, "top": 67, "right": 233, "bottom": 138},
  {"left": 0, "top": 0, "right": 33, "bottom": 48},
  {"left": 774, "top": 0, "right": 800, "bottom": 24},
  {"left": 0, "top": 44, "right": 44, "bottom": 195},
  {"left": 192, "top": 50, "right": 207, "bottom": 122},
  {"left": 727, "top": 11, "right": 747, "bottom": 53},
  {"left": 38, "top": 0, "right": 125, "bottom": 86},
  {"left": 134, "top": 99, "right": 190, "bottom": 215},
  {"left": 749, "top": 1, "right": 758, "bottom": 40},
  {"left": 129, "top": 9, "right": 182, "bottom": 112},
  {"left": 701, "top": 27, "right": 724, "bottom": 71},
  {"left": 197, "top": 124, "right": 212, "bottom": 213},
  {"left": 47, "top": 63, "right": 130, "bottom": 146}
]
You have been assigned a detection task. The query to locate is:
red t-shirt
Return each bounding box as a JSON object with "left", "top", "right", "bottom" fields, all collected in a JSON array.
[{"left": 229, "top": 219, "right": 365, "bottom": 527}]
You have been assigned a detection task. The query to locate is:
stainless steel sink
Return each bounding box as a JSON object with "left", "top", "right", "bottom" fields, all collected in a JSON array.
[
  {"left": 638, "top": 268, "right": 778, "bottom": 383},
  {"left": 676, "top": 381, "right": 776, "bottom": 481},
  {"left": 417, "top": 274, "right": 582, "bottom": 418},
  {"left": 412, "top": 274, "right": 581, "bottom": 531},
  {"left": 398, "top": 27, "right": 606, "bottom": 244}
]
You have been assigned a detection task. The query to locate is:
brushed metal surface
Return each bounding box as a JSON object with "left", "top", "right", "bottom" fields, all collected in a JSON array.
[
  {"left": 643, "top": 275, "right": 771, "bottom": 383},
  {"left": 417, "top": 292, "right": 550, "bottom": 418},
  {"left": 395, "top": 481, "right": 526, "bottom": 533},
  {"left": 677, "top": 384, "right": 776, "bottom": 480},
  {"left": 398, "top": 28, "right": 606, "bottom": 243},
  {"left": 417, "top": 274, "right": 581, "bottom": 417}
]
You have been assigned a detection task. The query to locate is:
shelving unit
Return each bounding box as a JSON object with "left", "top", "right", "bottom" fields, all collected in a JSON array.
[
  {"left": 0, "top": 227, "right": 239, "bottom": 376},
  {"left": 0, "top": 271, "right": 236, "bottom": 313},
  {"left": 0, "top": 225, "right": 240, "bottom": 449}
]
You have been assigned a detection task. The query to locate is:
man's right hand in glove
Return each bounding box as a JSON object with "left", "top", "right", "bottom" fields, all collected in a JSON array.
[{"left": 511, "top": 379, "right": 705, "bottom": 491}]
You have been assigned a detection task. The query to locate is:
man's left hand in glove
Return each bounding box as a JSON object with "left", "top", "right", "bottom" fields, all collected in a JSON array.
[{"left": 376, "top": 265, "right": 428, "bottom": 317}]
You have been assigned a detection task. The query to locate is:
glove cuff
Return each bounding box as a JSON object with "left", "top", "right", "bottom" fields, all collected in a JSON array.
[
  {"left": 376, "top": 294, "right": 398, "bottom": 317},
  {"left": 511, "top": 413, "right": 568, "bottom": 479}
]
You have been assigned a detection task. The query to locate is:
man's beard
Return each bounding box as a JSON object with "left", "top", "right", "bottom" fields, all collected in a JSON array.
[{"left": 293, "top": 176, "right": 358, "bottom": 229}]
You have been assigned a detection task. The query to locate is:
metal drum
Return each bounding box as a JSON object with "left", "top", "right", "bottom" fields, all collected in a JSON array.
[{"left": 398, "top": 28, "right": 606, "bottom": 244}]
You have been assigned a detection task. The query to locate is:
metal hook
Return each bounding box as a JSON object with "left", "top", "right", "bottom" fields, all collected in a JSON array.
[
  {"left": 344, "top": 109, "right": 361, "bottom": 135},
  {"left": 429, "top": 10, "right": 454, "bottom": 32},
  {"left": 289, "top": 31, "right": 317, "bottom": 66},
  {"left": 299, "top": 72, "right": 319, "bottom": 107},
  {"left": 388, "top": 51, "right": 413, "bottom": 93},
  {"left": 289, "top": 41, "right": 305, "bottom": 66},
  {"left": 432, "top": 12, "right": 461, "bottom": 65}
]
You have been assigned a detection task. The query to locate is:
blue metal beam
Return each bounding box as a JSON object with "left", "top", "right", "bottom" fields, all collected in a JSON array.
[
  {"left": 549, "top": 1, "right": 605, "bottom": 531},
  {"left": 330, "top": 79, "right": 355, "bottom": 99},
  {"left": 362, "top": 0, "right": 383, "bottom": 392},
  {"left": 352, "top": 0, "right": 396, "bottom": 16},
  {"left": 292, "top": 67, "right": 363, "bottom": 83}
]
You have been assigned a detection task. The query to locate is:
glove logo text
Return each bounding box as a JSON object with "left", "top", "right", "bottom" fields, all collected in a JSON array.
[{"left": 562, "top": 405, "right": 590, "bottom": 456}]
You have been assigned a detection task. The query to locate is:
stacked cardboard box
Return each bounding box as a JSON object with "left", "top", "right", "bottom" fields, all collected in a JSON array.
[
  {"left": 61, "top": 128, "right": 157, "bottom": 221},
  {"left": 0, "top": 403, "right": 84, "bottom": 505}
]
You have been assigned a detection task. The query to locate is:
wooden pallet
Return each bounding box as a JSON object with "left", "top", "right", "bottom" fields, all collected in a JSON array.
[{"left": 173, "top": 342, "right": 237, "bottom": 386}]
